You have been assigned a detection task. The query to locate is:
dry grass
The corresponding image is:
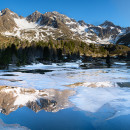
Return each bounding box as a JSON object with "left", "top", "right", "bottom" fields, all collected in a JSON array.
[
  {"left": 64, "top": 82, "right": 84, "bottom": 88},
  {"left": 0, "top": 86, "right": 8, "bottom": 90}
]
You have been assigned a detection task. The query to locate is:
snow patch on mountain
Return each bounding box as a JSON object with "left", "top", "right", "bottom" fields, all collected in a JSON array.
[
  {"left": 115, "top": 29, "right": 127, "bottom": 42},
  {"left": 97, "top": 36, "right": 114, "bottom": 44},
  {"left": 0, "top": 11, "right": 2, "bottom": 16},
  {"left": 3, "top": 17, "right": 59, "bottom": 41},
  {"left": 14, "top": 18, "right": 38, "bottom": 30}
]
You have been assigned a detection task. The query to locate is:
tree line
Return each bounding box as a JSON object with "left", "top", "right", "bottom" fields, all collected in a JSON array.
[{"left": 0, "top": 40, "right": 129, "bottom": 68}]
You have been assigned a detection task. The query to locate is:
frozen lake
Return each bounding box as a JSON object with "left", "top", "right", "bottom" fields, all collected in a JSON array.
[{"left": 0, "top": 61, "right": 130, "bottom": 130}]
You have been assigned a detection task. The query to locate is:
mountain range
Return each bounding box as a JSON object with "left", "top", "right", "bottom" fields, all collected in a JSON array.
[{"left": 0, "top": 8, "right": 130, "bottom": 46}]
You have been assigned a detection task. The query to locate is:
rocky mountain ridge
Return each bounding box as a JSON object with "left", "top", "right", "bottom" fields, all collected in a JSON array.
[{"left": 0, "top": 8, "right": 130, "bottom": 45}]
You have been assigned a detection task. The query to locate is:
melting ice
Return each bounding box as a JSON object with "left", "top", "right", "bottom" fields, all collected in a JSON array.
[{"left": 0, "top": 62, "right": 130, "bottom": 120}]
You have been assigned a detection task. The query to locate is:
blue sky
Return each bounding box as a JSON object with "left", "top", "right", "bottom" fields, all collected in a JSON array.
[{"left": 1, "top": 0, "right": 130, "bottom": 27}]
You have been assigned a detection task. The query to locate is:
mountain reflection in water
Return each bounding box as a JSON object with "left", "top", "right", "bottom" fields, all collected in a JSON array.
[
  {"left": 0, "top": 62, "right": 130, "bottom": 130},
  {"left": 0, "top": 86, "right": 75, "bottom": 115}
]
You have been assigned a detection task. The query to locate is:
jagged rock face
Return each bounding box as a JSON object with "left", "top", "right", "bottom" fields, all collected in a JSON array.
[
  {"left": 0, "top": 8, "right": 19, "bottom": 18},
  {"left": 0, "top": 86, "right": 75, "bottom": 115},
  {"left": 39, "top": 13, "right": 61, "bottom": 28},
  {"left": 125, "top": 27, "right": 130, "bottom": 33},
  {"left": 39, "top": 11, "right": 73, "bottom": 26},
  {"left": 90, "top": 26, "right": 118, "bottom": 39},
  {"left": 100, "top": 20, "right": 116, "bottom": 27},
  {"left": 78, "top": 20, "right": 93, "bottom": 28},
  {"left": 0, "top": 8, "right": 130, "bottom": 45},
  {"left": 78, "top": 20, "right": 87, "bottom": 26},
  {"left": 36, "top": 11, "right": 76, "bottom": 40},
  {"left": 97, "top": 21, "right": 122, "bottom": 39},
  {"left": 116, "top": 33, "right": 130, "bottom": 47},
  {"left": 39, "top": 11, "right": 74, "bottom": 37},
  {"left": 0, "top": 8, "right": 19, "bottom": 32},
  {"left": 26, "top": 11, "right": 42, "bottom": 22}
]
